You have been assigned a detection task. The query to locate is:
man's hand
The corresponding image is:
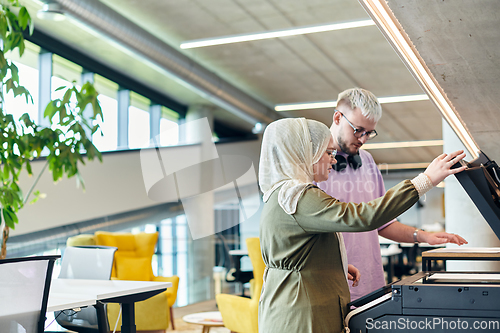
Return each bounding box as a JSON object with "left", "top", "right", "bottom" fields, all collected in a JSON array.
[
  {"left": 379, "top": 221, "right": 468, "bottom": 246},
  {"left": 348, "top": 264, "right": 361, "bottom": 287},
  {"left": 419, "top": 231, "right": 468, "bottom": 246}
]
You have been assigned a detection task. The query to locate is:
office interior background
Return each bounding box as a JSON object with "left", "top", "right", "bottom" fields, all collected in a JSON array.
[{"left": 5, "top": 0, "right": 500, "bottom": 313}]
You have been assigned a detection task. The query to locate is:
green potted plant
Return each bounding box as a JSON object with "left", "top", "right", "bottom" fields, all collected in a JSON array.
[{"left": 0, "top": 0, "right": 103, "bottom": 258}]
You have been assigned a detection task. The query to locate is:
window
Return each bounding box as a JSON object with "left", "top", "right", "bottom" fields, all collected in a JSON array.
[
  {"left": 49, "top": 55, "right": 84, "bottom": 135},
  {"left": 128, "top": 91, "right": 150, "bottom": 149},
  {"left": 3, "top": 41, "right": 40, "bottom": 125},
  {"left": 160, "top": 106, "right": 179, "bottom": 146},
  {"left": 93, "top": 75, "right": 118, "bottom": 151},
  {"left": 52, "top": 54, "right": 82, "bottom": 99}
]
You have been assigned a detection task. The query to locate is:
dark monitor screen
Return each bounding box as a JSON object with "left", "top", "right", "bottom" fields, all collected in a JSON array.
[{"left": 453, "top": 151, "right": 500, "bottom": 240}]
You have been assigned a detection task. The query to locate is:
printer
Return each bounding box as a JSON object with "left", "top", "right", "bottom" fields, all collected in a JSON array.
[{"left": 346, "top": 151, "right": 500, "bottom": 333}]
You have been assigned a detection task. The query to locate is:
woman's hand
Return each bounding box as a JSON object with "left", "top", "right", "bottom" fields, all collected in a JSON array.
[
  {"left": 347, "top": 264, "right": 361, "bottom": 287},
  {"left": 424, "top": 150, "right": 467, "bottom": 186}
]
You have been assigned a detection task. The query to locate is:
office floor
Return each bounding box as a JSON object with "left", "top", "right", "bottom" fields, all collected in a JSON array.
[
  {"left": 46, "top": 298, "right": 232, "bottom": 332},
  {"left": 171, "top": 299, "right": 230, "bottom": 332}
]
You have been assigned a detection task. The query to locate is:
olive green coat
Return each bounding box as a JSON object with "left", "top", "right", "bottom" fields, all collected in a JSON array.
[{"left": 258, "top": 180, "right": 418, "bottom": 333}]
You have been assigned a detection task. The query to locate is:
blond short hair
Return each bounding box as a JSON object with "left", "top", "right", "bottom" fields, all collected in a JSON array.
[{"left": 337, "top": 88, "right": 382, "bottom": 122}]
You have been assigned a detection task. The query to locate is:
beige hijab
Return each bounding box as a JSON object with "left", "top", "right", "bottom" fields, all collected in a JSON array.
[
  {"left": 258, "top": 118, "right": 348, "bottom": 278},
  {"left": 259, "top": 118, "right": 330, "bottom": 214}
]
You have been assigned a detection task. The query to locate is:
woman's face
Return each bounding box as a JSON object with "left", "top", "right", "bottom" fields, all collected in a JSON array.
[{"left": 313, "top": 137, "right": 337, "bottom": 182}]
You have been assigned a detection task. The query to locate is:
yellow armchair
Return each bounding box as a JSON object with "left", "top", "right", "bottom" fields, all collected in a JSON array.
[
  {"left": 94, "top": 231, "right": 179, "bottom": 331},
  {"left": 216, "top": 237, "right": 264, "bottom": 333}
]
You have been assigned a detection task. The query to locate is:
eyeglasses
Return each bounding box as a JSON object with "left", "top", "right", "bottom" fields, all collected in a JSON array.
[
  {"left": 335, "top": 109, "right": 378, "bottom": 140},
  {"left": 326, "top": 148, "right": 337, "bottom": 158}
]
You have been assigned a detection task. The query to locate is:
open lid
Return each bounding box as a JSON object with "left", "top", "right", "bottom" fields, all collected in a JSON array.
[{"left": 452, "top": 150, "right": 500, "bottom": 240}]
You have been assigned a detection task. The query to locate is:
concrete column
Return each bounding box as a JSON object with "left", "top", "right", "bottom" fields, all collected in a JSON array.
[
  {"left": 149, "top": 104, "right": 161, "bottom": 144},
  {"left": 117, "top": 88, "right": 130, "bottom": 149},
  {"left": 443, "top": 120, "right": 500, "bottom": 271},
  {"left": 38, "top": 50, "right": 52, "bottom": 127},
  {"left": 81, "top": 70, "right": 95, "bottom": 139},
  {"left": 178, "top": 117, "right": 186, "bottom": 144},
  {"left": 183, "top": 104, "right": 216, "bottom": 303},
  {"left": 185, "top": 104, "right": 214, "bottom": 143}
]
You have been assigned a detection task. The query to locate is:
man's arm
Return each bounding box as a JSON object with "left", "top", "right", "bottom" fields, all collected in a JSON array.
[{"left": 378, "top": 221, "right": 468, "bottom": 245}]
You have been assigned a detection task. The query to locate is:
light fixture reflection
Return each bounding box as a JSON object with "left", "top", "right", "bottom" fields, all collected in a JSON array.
[
  {"left": 362, "top": 140, "right": 443, "bottom": 150},
  {"left": 180, "top": 19, "right": 375, "bottom": 49},
  {"left": 275, "top": 94, "right": 428, "bottom": 112},
  {"left": 37, "top": 3, "right": 65, "bottom": 21},
  {"left": 377, "top": 162, "right": 430, "bottom": 170},
  {"left": 359, "top": 0, "right": 479, "bottom": 158}
]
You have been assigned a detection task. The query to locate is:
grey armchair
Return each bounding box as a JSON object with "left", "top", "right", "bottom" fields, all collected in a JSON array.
[
  {"left": 0, "top": 255, "right": 59, "bottom": 333},
  {"left": 55, "top": 245, "right": 117, "bottom": 333}
]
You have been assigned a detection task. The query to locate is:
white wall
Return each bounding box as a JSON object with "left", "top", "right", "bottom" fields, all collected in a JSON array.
[
  {"left": 12, "top": 137, "right": 263, "bottom": 237},
  {"left": 382, "top": 171, "right": 445, "bottom": 230}
]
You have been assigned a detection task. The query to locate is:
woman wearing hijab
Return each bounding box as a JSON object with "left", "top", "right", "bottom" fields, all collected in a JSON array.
[{"left": 257, "top": 118, "right": 466, "bottom": 333}]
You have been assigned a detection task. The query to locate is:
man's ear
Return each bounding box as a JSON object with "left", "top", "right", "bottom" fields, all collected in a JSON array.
[{"left": 332, "top": 110, "right": 342, "bottom": 125}]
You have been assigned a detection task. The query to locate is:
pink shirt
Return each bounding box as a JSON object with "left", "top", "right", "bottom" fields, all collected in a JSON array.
[{"left": 317, "top": 149, "right": 394, "bottom": 301}]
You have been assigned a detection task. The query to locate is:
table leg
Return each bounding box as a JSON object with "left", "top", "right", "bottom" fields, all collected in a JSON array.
[
  {"left": 387, "top": 255, "right": 394, "bottom": 283},
  {"left": 202, "top": 325, "right": 211, "bottom": 333},
  {"left": 121, "top": 303, "right": 136, "bottom": 333},
  {"left": 423, "top": 258, "right": 431, "bottom": 272},
  {"left": 233, "top": 255, "right": 246, "bottom": 297},
  {"left": 94, "top": 301, "right": 108, "bottom": 333}
]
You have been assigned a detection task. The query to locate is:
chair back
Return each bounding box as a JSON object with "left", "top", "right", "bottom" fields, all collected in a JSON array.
[
  {"left": 246, "top": 237, "right": 265, "bottom": 299},
  {"left": 0, "top": 255, "right": 59, "bottom": 333},
  {"left": 94, "top": 231, "right": 158, "bottom": 280},
  {"left": 56, "top": 246, "right": 116, "bottom": 332},
  {"left": 94, "top": 232, "right": 176, "bottom": 331},
  {"left": 59, "top": 245, "right": 117, "bottom": 280},
  {"left": 216, "top": 238, "right": 263, "bottom": 333}
]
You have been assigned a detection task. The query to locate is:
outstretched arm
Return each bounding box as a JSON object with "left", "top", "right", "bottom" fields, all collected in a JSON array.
[
  {"left": 295, "top": 150, "right": 467, "bottom": 234},
  {"left": 379, "top": 221, "right": 467, "bottom": 245}
]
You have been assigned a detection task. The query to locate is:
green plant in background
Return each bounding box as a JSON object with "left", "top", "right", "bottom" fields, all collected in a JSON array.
[{"left": 0, "top": 0, "right": 103, "bottom": 258}]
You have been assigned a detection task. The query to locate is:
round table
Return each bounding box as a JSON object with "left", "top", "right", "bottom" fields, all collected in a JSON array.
[{"left": 182, "top": 311, "right": 225, "bottom": 333}]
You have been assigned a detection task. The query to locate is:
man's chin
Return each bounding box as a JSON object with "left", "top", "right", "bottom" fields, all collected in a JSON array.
[
  {"left": 349, "top": 146, "right": 360, "bottom": 155},
  {"left": 338, "top": 140, "right": 360, "bottom": 155}
]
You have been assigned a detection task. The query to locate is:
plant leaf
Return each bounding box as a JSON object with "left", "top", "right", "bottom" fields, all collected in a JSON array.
[{"left": 2, "top": 207, "right": 18, "bottom": 229}]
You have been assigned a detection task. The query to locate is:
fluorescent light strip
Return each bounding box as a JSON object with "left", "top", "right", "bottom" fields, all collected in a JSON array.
[
  {"left": 362, "top": 140, "right": 443, "bottom": 150},
  {"left": 377, "top": 162, "right": 430, "bottom": 170},
  {"left": 275, "top": 94, "right": 428, "bottom": 112},
  {"left": 275, "top": 101, "right": 337, "bottom": 112},
  {"left": 377, "top": 94, "right": 428, "bottom": 104},
  {"left": 359, "top": 0, "right": 479, "bottom": 159},
  {"left": 180, "top": 19, "right": 375, "bottom": 49}
]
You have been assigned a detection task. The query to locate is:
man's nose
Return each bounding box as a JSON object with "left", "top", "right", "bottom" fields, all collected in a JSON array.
[
  {"left": 331, "top": 157, "right": 337, "bottom": 165},
  {"left": 359, "top": 135, "right": 369, "bottom": 144}
]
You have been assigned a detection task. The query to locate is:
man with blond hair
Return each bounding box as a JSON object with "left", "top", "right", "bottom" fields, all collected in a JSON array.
[{"left": 317, "top": 87, "right": 467, "bottom": 301}]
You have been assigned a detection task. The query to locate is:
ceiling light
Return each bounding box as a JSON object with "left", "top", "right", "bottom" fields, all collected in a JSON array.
[
  {"left": 274, "top": 94, "right": 428, "bottom": 112},
  {"left": 378, "top": 162, "right": 430, "bottom": 171},
  {"left": 362, "top": 140, "right": 443, "bottom": 150},
  {"left": 37, "top": 3, "right": 65, "bottom": 21},
  {"left": 180, "top": 19, "right": 375, "bottom": 49},
  {"left": 252, "top": 122, "right": 265, "bottom": 134},
  {"left": 377, "top": 94, "right": 428, "bottom": 104},
  {"left": 275, "top": 101, "right": 337, "bottom": 112},
  {"left": 359, "top": 0, "right": 479, "bottom": 159}
]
